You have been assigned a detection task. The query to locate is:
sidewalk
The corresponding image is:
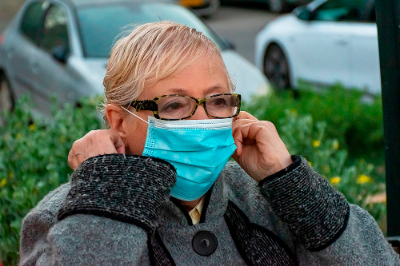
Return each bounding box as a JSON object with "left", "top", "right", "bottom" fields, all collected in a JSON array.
[
  {"left": 0, "top": 16, "right": 12, "bottom": 33},
  {"left": 0, "top": 0, "right": 23, "bottom": 32}
]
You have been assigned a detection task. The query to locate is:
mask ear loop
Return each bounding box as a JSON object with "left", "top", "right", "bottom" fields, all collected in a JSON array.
[{"left": 121, "top": 106, "right": 149, "bottom": 124}]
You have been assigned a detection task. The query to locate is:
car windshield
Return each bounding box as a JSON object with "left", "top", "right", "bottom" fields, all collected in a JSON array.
[{"left": 76, "top": 2, "right": 227, "bottom": 58}]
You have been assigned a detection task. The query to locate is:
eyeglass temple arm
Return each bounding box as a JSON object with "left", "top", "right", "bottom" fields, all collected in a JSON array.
[{"left": 130, "top": 100, "right": 157, "bottom": 112}]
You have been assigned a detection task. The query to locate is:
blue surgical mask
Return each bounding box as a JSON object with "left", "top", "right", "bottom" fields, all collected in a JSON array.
[{"left": 122, "top": 108, "right": 237, "bottom": 201}]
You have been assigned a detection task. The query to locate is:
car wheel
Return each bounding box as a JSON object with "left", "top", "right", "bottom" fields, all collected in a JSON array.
[
  {"left": 268, "top": 0, "right": 287, "bottom": 13},
  {"left": 263, "top": 44, "right": 291, "bottom": 91},
  {"left": 0, "top": 73, "right": 15, "bottom": 112}
]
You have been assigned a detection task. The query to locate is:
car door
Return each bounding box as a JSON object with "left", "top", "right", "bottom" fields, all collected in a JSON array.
[
  {"left": 293, "top": 4, "right": 353, "bottom": 87},
  {"left": 6, "top": 1, "right": 49, "bottom": 104},
  {"left": 349, "top": 23, "right": 380, "bottom": 94},
  {"left": 348, "top": 3, "right": 380, "bottom": 94},
  {"left": 33, "top": 2, "right": 78, "bottom": 115}
]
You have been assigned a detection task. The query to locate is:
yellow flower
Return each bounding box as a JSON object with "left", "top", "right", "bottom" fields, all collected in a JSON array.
[
  {"left": 308, "top": 161, "right": 312, "bottom": 167},
  {"left": 330, "top": 177, "right": 341, "bottom": 184},
  {"left": 312, "top": 140, "right": 320, "bottom": 147},
  {"left": 0, "top": 178, "right": 7, "bottom": 187},
  {"left": 332, "top": 140, "right": 339, "bottom": 150},
  {"left": 29, "top": 124, "right": 36, "bottom": 131},
  {"left": 357, "top": 174, "right": 372, "bottom": 184},
  {"left": 16, "top": 133, "right": 22, "bottom": 139}
]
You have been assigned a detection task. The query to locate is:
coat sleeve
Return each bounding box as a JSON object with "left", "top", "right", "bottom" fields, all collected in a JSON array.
[
  {"left": 19, "top": 154, "right": 177, "bottom": 266},
  {"left": 20, "top": 207, "right": 150, "bottom": 265},
  {"left": 19, "top": 184, "right": 68, "bottom": 266},
  {"left": 259, "top": 155, "right": 400, "bottom": 265}
]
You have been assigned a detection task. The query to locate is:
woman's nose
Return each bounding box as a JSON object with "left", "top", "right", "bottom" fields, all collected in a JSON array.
[{"left": 190, "top": 105, "right": 210, "bottom": 120}]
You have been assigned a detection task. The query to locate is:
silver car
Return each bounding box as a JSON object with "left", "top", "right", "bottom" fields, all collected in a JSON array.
[{"left": 0, "top": 0, "right": 270, "bottom": 116}]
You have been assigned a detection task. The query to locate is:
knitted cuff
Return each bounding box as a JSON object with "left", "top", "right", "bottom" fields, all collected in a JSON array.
[
  {"left": 58, "top": 154, "right": 176, "bottom": 233},
  {"left": 259, "top": 155, "right": 349, "bottom": 251}
]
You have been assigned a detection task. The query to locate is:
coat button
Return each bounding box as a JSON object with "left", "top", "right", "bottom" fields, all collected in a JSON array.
[{"left": 192, "top": 230, "right": 218, "bottom": 256}]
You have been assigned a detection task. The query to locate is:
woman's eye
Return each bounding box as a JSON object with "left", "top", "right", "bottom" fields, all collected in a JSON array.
[
  {"left": 162, "top": 102, "right": 184, "bottom": 112},
  {"left": 210, "top": 98, "right": 227, "bottom": 107}
]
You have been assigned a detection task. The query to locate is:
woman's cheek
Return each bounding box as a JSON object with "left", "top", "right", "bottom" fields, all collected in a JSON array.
[{"left": 125, "top": 121, "right": 148, "bottom": 155}]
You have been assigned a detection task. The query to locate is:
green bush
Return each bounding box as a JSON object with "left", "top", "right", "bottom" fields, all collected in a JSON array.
[
  {"left": 243, "top": 83, "right": 384, "bottom": 168},
  {"left": 0, "top": 96, "right": 102, "bottom": 266},
  {"left": 276, "top": 110, "right": 386, "bottom": 231}
]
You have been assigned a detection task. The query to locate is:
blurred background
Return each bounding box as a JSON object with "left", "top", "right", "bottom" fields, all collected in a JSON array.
[{"left": 0, "top": 0, "right": 390, "bottom": 265}]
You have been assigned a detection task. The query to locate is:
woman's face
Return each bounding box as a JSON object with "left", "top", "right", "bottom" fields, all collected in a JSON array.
[{"left": 119, "top": 55, "right": 230, "bottom": 155}]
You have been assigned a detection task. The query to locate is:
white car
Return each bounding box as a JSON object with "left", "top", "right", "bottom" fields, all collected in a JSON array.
[
  {"left": 0, "top": 0, "right": 270, "bottom": 115},
  {"left": 255, "top": 0, "right": 380, "bottom": 94}
]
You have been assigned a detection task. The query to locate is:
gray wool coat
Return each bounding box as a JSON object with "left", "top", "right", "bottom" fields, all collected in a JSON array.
[{"left": 19, "top": 154, "right": 399, "bottom": 265}]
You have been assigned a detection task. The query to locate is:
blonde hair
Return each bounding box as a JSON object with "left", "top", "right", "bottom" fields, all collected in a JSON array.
[{"left": 100, "top": 21, "right": 233, "bottom": 120}]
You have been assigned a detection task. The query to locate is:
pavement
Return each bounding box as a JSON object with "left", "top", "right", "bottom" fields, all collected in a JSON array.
[
  {"left": 207, "top": 5, "right": 279, "bottom": 64},
  {"left": 0, "top": 16, "right": 11, "bottom": 33},
  {"left": 0, "top": 0, "right": 22, "bottom": 27}
]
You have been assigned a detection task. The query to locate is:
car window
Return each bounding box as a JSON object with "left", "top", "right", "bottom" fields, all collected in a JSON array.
[
  {"left": 20, "top": 1, "right": 48, "bottom": 44},
  {"left": 39, "top": 4, "right": 69, "bottom": 53},
  {"left": 314, "top": 0, "right": 375, "bottom": 23},
  {"left": 77, "top": 2, "right": 227, "bottom": 58}
]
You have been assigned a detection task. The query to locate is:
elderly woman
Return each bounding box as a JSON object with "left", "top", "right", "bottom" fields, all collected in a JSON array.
[{"left": 20, "top": 22, "right": 398, "bottom": 265}]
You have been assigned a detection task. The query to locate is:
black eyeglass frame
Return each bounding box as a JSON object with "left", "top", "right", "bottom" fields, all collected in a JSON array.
[{"left": 128, "top": 93, "right": 241, "bottom": 121}]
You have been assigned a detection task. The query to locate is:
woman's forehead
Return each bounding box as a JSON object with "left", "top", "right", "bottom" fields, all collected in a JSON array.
[{"left": 140, "top": 57, "right": 230, "bottom": 99}]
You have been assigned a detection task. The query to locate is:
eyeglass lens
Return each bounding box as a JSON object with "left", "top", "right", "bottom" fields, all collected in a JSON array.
[{"left": 157, "top": 94, "right": 239, "bottom": 120}]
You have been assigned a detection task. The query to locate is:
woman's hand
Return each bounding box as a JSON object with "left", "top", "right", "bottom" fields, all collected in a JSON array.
[
  {"left": 232, "top": 111, "right": 292, "bottom": 182},
  {"left": 68, "top": 130, "right": 125, "bottom": 171}
]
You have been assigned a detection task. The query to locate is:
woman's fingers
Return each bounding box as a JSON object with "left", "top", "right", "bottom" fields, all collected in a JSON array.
[
  {"left": 233, "top": 119, "right": 275, "bottom": 145},
  {"left": 233, "top": 116, "right": 262, "bottom": 156},
  {"left": 236, "top": 110, "right": 258, "bottom": 120},
  {"left": 232, "top": 112, "right": 292, "bottom": 181},
  {"left": 113, "top": 132, "right": 126, "bottom": 154},
  {"left": 68, "top": 129, "right": 125, "bottom": 171}
]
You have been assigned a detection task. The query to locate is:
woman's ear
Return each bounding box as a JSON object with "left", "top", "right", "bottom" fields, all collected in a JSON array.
[{"left": 106, "top": 104, "right": 129, "bottom": 139}]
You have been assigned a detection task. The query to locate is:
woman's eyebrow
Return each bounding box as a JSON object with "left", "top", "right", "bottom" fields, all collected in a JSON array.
[
  {"left": 204, "top": 85, "right": 228, "bottom": 94},
  {"left": 165, "top": 85, "right": 228, "bottom": 95}
]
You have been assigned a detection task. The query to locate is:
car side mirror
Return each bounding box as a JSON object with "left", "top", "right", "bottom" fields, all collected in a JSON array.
[
  {"left": 293, "top": 5, "right": 316, "bottom": 21},
  {"left": 51, "top": 45, "right": 69, "bottom": 64}
]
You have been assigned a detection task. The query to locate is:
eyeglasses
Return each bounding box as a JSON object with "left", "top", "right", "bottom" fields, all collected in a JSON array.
[{"left": 128, "top": 93, "right": 241, "bottom": 121}]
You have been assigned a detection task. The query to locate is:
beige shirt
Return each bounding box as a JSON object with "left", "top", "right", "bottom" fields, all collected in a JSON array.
[{"left": 188, "top": 196, "right": 205, "bottom": 225}]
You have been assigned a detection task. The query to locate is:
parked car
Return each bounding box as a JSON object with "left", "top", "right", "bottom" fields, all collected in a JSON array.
[
  {"left": 255, "top": 0, "right": 379, "bottom": 93},
  {"left": 177, "top": 0, "right": 220, "bottom": 16},
  {"left": 220, "top": 0, "right": 311, "bottom": 14},
  {"left": 0, "top": 0, "right": 270, "bottom": 115}
]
